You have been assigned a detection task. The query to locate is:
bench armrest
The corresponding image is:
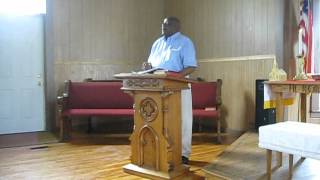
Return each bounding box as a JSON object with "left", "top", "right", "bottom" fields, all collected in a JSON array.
[
  {"left": 57, "top": 80, "right": 71, "bottom": 113},
  {"left": 216, "top": 79, "right": 222, "bottom": 107},
  {"left": 57, "top": 93, "right": 68, "bottom": 104}
]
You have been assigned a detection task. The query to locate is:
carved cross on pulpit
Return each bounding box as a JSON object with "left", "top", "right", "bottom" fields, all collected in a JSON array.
[{"left": 140, "top": 98, "right": 158, "bottom": 122}]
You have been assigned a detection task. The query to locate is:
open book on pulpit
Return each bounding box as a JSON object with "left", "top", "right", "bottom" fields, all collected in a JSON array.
[
  {"left": 134, "top": 67, "right": 165, "bottom": 74},
  {"left": 129, "top": 68, "right": 184, "bottom": 79}
]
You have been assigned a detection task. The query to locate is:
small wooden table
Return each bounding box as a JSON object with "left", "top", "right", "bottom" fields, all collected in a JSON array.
[{"left": 264, "top": 80, "right": 320, "bottom": 123}]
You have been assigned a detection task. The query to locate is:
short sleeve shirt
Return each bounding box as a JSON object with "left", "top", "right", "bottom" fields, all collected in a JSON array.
[{"left": 147, "top": 32, "right": 197, "bottom": 72}]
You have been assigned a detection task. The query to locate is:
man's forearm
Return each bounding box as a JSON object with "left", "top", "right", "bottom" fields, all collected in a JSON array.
[{"left": 180, "top": 67, "right": 196, "bottom": 77}]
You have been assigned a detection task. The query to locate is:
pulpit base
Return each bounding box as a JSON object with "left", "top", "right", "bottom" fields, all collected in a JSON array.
[{"left": 123, "top": 163, "right": 189, "bottom": 179}]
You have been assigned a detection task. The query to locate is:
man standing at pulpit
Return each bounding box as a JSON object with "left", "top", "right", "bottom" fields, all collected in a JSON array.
[{"left": 143, "top": 16, "right": 197, "bottom": 164}]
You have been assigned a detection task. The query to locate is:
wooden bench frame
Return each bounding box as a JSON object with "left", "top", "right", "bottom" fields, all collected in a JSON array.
[{"left": 57, "top": 80, "right": 134, "bottom": 141}]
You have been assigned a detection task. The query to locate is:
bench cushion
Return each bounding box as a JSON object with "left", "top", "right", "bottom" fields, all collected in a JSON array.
[
  {"left": 259, "top": 121, "right": 320, "bottom": 160},
  {"left": 193, "top": 109, "right": 220, "bottom": 117},
  {"left": 63, "top": 109, "right": 134, "bottom": 117}
]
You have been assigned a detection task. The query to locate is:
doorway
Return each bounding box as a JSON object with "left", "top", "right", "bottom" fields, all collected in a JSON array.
[{"left": 0, "top": 2, "right": 46, "bottom": 135}]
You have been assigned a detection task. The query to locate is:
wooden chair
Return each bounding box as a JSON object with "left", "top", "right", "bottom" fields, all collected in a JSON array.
[{"left": 191, "top": 79, "right": 222, "bottom": 143}]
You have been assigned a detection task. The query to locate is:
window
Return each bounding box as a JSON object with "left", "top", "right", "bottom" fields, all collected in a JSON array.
[{"left": 0, "top": 0, "right": 46, "bottom": 16}]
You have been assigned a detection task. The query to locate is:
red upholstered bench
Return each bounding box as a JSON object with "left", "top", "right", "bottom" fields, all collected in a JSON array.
[
  {"left": 191, "top": 79, "right": 222, "bottom": 142},
  {"left": 57, "top": 80, "right": 134, "bottom": 141},
  {"left": 57, "top": 79, "right": 223, "bottom": 142}
]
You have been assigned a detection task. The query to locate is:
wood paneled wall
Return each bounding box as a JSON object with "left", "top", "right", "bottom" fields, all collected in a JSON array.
[
  {"left": 193, "top": 55, "right": 274, "bottom": 131},
  {"left": 51, "top": 0, "right": 164, "bottom": 81},
  {"left": 47, "top": 0, "right": 165, "bottom": 127},
  {"left": 52, "top": 0, "right": 164, "bottom": 62},
  {"left": 45, "top": 0, "right": 299, "bottom": 131},
  {"left": 163, "top": 0, "right": 289, "bottom": 131},
  {"left": 164, "top": 0, "right": 284, "bottom": 64}
]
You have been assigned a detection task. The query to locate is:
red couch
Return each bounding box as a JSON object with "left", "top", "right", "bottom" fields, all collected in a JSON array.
[{"left": 57, "top": 79, "right": 222, "bottom": 142}]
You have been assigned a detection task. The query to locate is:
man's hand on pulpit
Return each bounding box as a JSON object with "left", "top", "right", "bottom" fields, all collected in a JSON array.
[{"left": 142, "top": 62, "right": 152, "bottom": 70}]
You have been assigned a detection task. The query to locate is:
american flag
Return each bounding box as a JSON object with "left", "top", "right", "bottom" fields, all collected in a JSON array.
[{"left": 299, "top": 0, "right": 313, "bottom": 73}]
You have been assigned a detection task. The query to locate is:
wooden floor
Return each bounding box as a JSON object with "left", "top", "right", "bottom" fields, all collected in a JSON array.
[
  {"left": 0, "top": 133, "right": 230, "bottom": 179},
  {"left": 204, "top": 132, "right": 320, "bottom": 180}
]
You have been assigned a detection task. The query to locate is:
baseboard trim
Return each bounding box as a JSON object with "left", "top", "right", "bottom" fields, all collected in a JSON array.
[{"left": 0, "top": 131, "right": 58, "bottom": 148}]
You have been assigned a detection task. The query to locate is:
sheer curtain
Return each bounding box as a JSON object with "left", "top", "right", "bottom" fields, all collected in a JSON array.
[
  {"left": 311, "top": 0, "right": 320, "bottom": 115},
  {"left": 313, "top": 0, "right": 320, "bottom": 74}
]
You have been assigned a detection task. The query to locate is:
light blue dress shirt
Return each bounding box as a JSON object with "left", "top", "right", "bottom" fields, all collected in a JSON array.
[{"left": 147, "top": 32, "right": 197, "bottom": 72}]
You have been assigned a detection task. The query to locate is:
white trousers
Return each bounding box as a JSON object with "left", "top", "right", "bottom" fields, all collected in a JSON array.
[{"left": 181, "top": 86, "right": 193, "bottom": 158}]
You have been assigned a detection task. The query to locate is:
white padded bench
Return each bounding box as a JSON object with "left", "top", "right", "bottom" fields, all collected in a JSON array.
[{"left": 259, "top": 121, "right": 320, "bottom": 179}]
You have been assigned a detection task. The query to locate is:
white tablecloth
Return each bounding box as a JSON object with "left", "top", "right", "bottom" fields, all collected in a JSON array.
[{"left": 259, "top": 121, "right": 320, "bottom": 160}]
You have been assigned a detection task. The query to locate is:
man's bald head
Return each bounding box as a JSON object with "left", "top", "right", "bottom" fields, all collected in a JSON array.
[{"left": 162, "top": 16, "right": 181, "bottom": 39}]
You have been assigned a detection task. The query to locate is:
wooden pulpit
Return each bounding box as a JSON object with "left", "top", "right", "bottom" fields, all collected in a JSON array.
[{"left": 114, "top": 72, "right": 190, "bottom": 179}]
